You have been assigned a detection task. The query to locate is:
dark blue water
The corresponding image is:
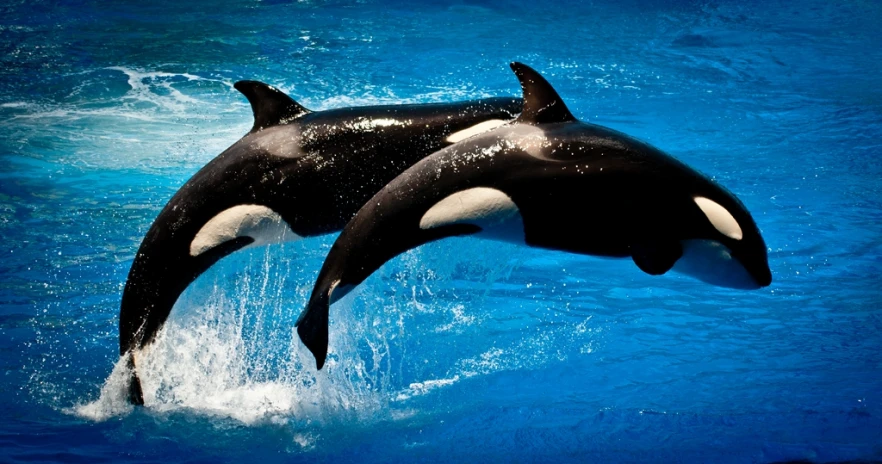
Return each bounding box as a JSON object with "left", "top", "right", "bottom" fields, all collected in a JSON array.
[{"left": 2, "top": 0, "right": 881, "bottom": 462}]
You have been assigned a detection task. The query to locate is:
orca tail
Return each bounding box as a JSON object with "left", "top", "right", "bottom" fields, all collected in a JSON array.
[
  {"left": 125, "top": 352, "right": 145, "bottom": 405},
  {"left": 295, "top": 283, "right": 332, "bottom": 370}
]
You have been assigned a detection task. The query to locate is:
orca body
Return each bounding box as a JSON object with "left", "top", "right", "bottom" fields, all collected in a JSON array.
[
  {"left": 120, "top": 81, "right": 522, "bottom": 403},
  {"left": 296, "top": 63, "right": 772, "bottom": 369}
]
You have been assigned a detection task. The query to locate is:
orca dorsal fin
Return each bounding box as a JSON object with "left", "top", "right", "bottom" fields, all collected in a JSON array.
[
  {"left": 234, "top": 80, "right": 310, "bottom": 133},
  {"left": 509, "top": 62, "right": 575, "bottom": 125}
]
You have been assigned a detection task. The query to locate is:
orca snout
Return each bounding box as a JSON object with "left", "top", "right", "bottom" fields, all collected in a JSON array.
[{"left": 672, "top": 239, "right": 771, "bottom": 290}]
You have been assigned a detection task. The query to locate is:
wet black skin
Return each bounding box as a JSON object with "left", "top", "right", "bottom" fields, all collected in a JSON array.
[
  {"left": 297, "top": 63, "right": 772, "bottom": 369},
  {"left": 119, "top": 81, "right": 521, "bottom": 403}
]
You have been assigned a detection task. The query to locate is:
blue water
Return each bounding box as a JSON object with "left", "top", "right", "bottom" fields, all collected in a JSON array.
[{"left": 1, "top": 0, "right": 881, "bottom": 462}]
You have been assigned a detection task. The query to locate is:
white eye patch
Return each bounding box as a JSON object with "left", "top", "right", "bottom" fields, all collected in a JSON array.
[
  {"left": 445, "top": 119, "right": 509, "bottom": 143},
  {"left": 420, "top": 187, "right": 520, "bottom": 230},
  {"left": 693, "top": 196, "right": 743, "bottom": 240},
  {"left": 190, "top": 204, "right": 301, "bottom": 257}
]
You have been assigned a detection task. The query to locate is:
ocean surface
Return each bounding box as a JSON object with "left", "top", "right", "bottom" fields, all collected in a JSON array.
[{"left": 1, "top": 0, "right": 881, "bottom": 462}]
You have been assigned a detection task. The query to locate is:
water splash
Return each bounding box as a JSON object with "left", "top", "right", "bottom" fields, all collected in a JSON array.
[
  {"left": 71, "top": 242, "right": 386, "bottom": 425},
  {"left": 70, "top": 237, "right": 600, "bottom": 429},
  {"left": 70, "top": 356, "right": 136, "bottom": 421}
]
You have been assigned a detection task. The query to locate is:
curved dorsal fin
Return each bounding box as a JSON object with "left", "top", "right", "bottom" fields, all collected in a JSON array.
[
  {"left": 509, "top": 62, "right": 575, "bottom": 125},
  {"left": 234, "top": 80, "right": 310, "bottom": 133}
]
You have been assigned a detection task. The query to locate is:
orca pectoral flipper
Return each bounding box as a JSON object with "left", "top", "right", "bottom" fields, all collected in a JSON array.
[
  {"left": 295, "top": 281, "right": 334, "bottom": 370},
  {"left": 295, "top": 219, "right": 481, "bottom": 370},
  {"left": 631, "top": 242, "right": 683, "bottom": 276}
]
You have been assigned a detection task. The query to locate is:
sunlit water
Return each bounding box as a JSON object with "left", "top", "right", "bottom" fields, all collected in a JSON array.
[{"left": 1, "top": 0, "right": 881, "bottom": 462}]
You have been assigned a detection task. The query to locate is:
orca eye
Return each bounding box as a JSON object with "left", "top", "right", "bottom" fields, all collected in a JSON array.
[{"left": 693, "top": 196, "right": 743, "bottom": 241}]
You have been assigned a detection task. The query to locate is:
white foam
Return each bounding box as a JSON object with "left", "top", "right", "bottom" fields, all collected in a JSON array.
[
  {"left": 433, "top": 304, "right": 475, "bottom": 332},
  {"left": 72, "top": 244, "right": 385, "bottom": 426},
  {"left": 136, "top": 269, "right": 384, "bottom": 425},
  {"left": 394, "top": 376, "right": 460, "bottom": 401},
  {"left": 69, "top": 356, "right": 136, "bottom": 421},
  {"left": 107, "top": 66, "right": 208, "bottom": 113}
]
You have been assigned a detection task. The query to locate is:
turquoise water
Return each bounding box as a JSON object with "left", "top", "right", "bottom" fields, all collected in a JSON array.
[{"left": 1, "top": 0, "right": 881, "bottom": 462}]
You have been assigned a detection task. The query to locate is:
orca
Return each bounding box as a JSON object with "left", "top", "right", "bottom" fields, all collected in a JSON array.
[
  {"left": 119, "top": 80, "right": 522, "bottom": 404},
  {"left": 296, "top": 62, "right": 773, "bottom": 369}
]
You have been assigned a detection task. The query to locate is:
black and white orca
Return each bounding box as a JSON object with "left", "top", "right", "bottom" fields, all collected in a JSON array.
[
  {"left": 120, "top": 80, "right": 522, "bottom": 403},
  {"left": 296, "top": 62, "right": 773, "bottom": 369}
]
